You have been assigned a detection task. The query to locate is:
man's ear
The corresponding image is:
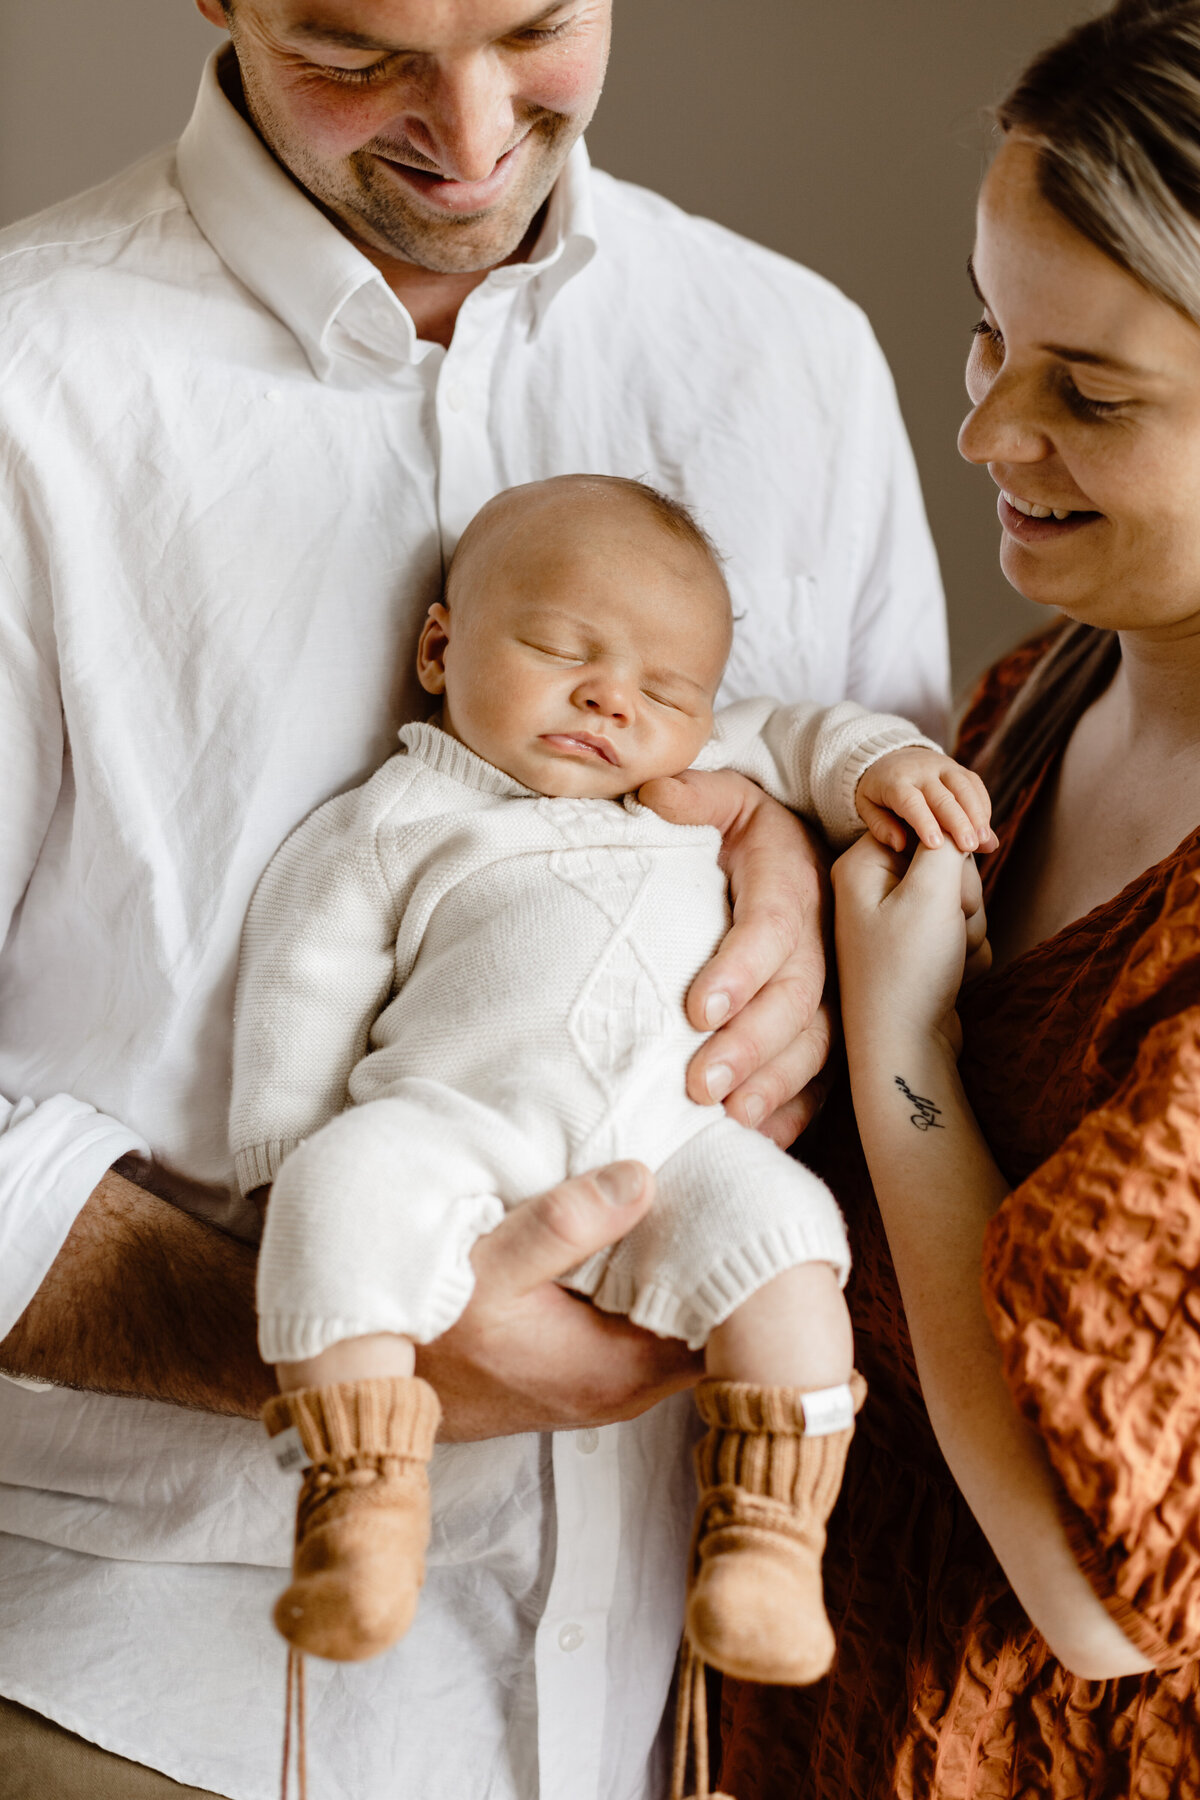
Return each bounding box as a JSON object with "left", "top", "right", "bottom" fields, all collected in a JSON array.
[
  {"left": 194, "top": 0, "right": 230, "bottom": 28},
  {"left": 416, "top": 602, "right": 452, "bottom": 695}
]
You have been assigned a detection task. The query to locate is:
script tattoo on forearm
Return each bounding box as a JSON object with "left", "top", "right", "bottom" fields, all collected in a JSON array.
[{"left": 894, "top": 1075, "right": 944, "bottom": 1132}]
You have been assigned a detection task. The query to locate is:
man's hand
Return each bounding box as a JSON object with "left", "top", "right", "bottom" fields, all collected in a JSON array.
[
  {"left": 639, "top": 768, "right": 832, "bottom": 1149},
  {"left": 418, "top": 1161, "right": 700, "bottom": 1439}
]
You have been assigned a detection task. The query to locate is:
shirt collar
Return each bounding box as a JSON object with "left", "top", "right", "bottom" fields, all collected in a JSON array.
[{"left": 176, "top": 49, "right": 598, "bottom": 379}]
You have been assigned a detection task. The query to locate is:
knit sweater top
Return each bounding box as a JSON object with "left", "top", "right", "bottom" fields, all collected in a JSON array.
[{"left": 719, "top": 641, "right": 1200, "bottom": 1799}]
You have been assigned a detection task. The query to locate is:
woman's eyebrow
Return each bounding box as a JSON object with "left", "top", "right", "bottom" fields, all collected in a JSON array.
[{"left": 967, "top": 254, "right": 1159, "bottom": 379}]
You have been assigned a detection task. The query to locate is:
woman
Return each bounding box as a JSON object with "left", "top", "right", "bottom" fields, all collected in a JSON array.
[{"left": 720, "top": 2, "right": 1200, "bottom": 1794}]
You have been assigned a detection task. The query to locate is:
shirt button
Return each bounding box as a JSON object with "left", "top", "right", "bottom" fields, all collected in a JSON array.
[
  {"left": 576, "top": 1428, "right": 600, "bottom": 1455},
  {"left": 445, "top": 383, "right": 465, "bottom": 412},
  {"left": 558, "top": 1622, "right": 585, "bottom": 1653}
]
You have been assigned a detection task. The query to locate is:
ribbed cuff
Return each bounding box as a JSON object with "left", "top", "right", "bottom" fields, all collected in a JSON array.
[
  {"left": 263, "top": 1376, "right": 441, "bottom": 1463},
  {"left": 695, "top": 1371, "right": 867, "bottom": 1434},
  {"left": 233, "top": 1137, "right": 301, "bottom": 1197}
]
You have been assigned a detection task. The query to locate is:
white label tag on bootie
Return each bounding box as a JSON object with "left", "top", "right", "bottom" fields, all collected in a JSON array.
[
  {"left": 271, "top": 1425, "right": 311, "bottom": 1476},
  {"left": 800, "top": 1384, "right": 856, "bottom": 1436}
]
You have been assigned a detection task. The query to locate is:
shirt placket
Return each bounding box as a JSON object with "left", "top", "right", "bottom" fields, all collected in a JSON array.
[
  {"left": 433, "top": 284, "right": 512, "bottom": 548},
  {"left": 535, "top": 1424, "right": 623, "bottom": 1800}
]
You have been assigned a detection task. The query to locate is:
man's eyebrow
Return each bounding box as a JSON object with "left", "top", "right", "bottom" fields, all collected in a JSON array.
[
  {"left": 966, "top": 256, "right": 1159, "bottom": 379},
  {"left": 288, "top": 0, "right": 572, "bottom": 53}
]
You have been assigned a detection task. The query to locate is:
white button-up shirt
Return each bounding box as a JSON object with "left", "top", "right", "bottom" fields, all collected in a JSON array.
[{"left": 0, "top": 51, "right": 948, "bottom": 1800}]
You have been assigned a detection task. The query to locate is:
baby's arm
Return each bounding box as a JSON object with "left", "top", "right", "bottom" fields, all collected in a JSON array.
[
  {"left": 230, "top": 760, "right": 419, "bottom": 1199},
  {"left": 696, "top": 695, "right": 949, "bottom": 849},
  {"left": 856, "top": 747, "right": 997, "bottom": 855}
]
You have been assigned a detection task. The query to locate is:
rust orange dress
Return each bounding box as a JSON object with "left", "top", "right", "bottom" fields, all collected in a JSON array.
[{"left": 719, "top": 644, "right": 1200, "bottom": 1799}]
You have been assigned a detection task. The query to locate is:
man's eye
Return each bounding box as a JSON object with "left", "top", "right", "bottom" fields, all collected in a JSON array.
[
  {"left": 317, "top": 58, "right": 396, "bottom": 87},
  {"left": 971, "top": 316, "right": 1004, "bottom": 352}
]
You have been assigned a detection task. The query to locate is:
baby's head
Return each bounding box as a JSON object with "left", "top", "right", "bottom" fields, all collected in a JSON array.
[{"left": 416, "top": 475, "right": 732, "bottom": 799}]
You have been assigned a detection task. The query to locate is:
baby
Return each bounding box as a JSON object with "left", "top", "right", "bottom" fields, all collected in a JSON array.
[{"left": 230, "top": 475, "right": 990, "bottom": 1689}]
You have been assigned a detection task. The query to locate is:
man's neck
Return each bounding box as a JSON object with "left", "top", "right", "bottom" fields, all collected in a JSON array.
[{"left": 348, "top": 216, "right": 545, "bottom": 349}]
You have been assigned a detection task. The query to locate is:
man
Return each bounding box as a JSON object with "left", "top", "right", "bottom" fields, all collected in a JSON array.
[{"left": 0, "top": 2, "right": 947, "bottom": 1795}]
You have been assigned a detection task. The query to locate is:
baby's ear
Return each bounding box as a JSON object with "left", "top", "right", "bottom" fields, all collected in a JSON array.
[{"left": 416, "top": 602, "right": 451, "bottom": 694}]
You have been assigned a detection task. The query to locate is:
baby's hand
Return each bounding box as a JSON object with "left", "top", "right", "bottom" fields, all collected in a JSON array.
[{"left": 855, "top": 747, "right": 997, "bottom": 855}]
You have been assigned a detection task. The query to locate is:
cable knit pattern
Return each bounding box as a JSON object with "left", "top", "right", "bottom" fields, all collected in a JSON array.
[
  {"left": 720, "top": 647, "right": 1200, "bottom": 1798},
  {"left": 234, "top": 701, "right": 918, "bottom": 1361}
]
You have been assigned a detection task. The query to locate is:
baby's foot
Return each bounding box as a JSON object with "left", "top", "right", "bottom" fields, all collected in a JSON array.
[
  {"left": 684, "top": 1375, "right": 865, "bottom": 1685},
  {"left": 263, "top": 1376, "right": 440, "bottom": 1662}
]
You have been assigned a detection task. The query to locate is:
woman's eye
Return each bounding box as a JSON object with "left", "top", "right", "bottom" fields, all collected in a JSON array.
[
  {"left": 971, "top": 316, "right": 1004, "bottom": 351},
  {"left": 1061, "top": 380, "right": 1126, "bottom": 423}
]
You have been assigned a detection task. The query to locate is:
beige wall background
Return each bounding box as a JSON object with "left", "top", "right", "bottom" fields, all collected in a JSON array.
[{"left": 0, "top": 0, "right": 1102, "bottom": 695}]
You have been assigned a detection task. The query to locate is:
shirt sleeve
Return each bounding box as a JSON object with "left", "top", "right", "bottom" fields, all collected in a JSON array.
[
  {"left": 0, "top": 542, "right": 146, "bottom": 1342},
  {"left": 982, "top": 990, "right": 1200, "bottom": 1668},
  {"left": 229, "top": 768, "right": 417, "bottom": 1197},
  {"left": 839, "top": 311, "right": 950, "bottom": 743},
  {"left": 694, "top": 694, "right": 940, "bottom": 848}
]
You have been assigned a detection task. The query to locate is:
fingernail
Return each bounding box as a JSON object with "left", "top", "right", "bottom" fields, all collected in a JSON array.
[
  {"left": 705, "top": 1062, "right": 735, "bottom": 1102},
  {"left": 595, "top": 1162, "right": 644, "bottom": 1206},
  {"left": 743, "top": 1094, "right": 766, "bottom": 1127},
  {"left": 963, "top": 831, "right": 977, "bottom": 851},
  {"left": 704, "top": 992, "right": 732, "bottom": 1028}
]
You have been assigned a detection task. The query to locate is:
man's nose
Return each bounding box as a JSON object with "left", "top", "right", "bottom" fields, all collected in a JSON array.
[
  {"left": 401, "top": 55, "right": 518, "bottom": 184},
  {"left": 958, "top": 369, "right": 1051, "bottom": 467}
]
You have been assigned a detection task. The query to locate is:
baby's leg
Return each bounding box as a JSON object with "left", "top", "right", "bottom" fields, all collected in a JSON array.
[
  {"left": 705, "top": 1260, "right": 852, "bottom": 1388},
  {"left": 256, "top": 1087, "right": 552, "bottom": 1665},
  {"left": 616, "top": 1123, "right": 865, "bottom": 1688}
]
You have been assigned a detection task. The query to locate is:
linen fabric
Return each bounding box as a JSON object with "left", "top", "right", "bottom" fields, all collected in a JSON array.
[
  {"left": 0, "top": 45, "right": 948, "bottom": 1800},
  {"left": 719, "top": 639, "right": 1200, "bottom": 1798},
  {"left": 238, "top": 701, "right": 925, "bottom": 1360}
]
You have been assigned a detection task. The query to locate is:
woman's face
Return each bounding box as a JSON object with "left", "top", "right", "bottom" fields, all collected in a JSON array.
[{"left": 959, "top": 136, "right": 1200, "bottom": 637}]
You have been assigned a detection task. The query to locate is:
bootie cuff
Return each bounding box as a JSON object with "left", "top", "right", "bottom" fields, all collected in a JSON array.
[
  {"left": 694, "top": 1370, "right": 867, "bottom": 1435},
  {"left": 262, "top": 1376, "right": 441, "bottom": 1463}
]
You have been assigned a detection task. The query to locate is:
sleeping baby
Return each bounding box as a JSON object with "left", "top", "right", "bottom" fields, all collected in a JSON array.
[{"left": 230, "top": 474, "right": 990, "bottom": 1691}]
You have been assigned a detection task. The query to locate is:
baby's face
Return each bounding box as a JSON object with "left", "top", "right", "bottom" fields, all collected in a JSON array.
[{"left": 417, "top": 486, "right": 731, "bottom": 799}]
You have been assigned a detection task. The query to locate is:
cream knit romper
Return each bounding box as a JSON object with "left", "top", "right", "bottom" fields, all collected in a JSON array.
[{"left": 231, "top": 700, "right": 934, "bottom": 1360}]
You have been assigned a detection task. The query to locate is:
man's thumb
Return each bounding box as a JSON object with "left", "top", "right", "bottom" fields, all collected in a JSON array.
[{"left": 471, "top": 1162, "right": 653, "bottom": 1298}]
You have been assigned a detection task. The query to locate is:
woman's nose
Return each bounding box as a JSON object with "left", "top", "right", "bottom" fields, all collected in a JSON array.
[{"left": 958, "top": 370, "right": 1050, "bottom": 468}]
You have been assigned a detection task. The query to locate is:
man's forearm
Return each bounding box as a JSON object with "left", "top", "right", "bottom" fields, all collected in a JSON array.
[{"left": 0, "top": 1167, "right": 273, "bottom": 1418}]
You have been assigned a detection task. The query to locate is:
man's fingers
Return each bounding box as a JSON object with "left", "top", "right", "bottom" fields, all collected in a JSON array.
[
  {"left": 755, "top": 1070, "right": 834, "bottom": 1149},
  {"left": 470, "top": 1162, "right": 653, "bottom": 1300},
  {"left": 637, "top": 768, "right": 747, "bottom": 838},
  {"left": 690, "top": 986, "right": 833, "bottom": 1124}
]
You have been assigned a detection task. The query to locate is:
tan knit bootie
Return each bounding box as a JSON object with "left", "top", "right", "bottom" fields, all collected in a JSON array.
[
  {"left": 263, "top": 1376, "right": 441, "bottom": 1663},
  {"left": 684, "top": 1373, "right": 866, "bottom": 1686}
]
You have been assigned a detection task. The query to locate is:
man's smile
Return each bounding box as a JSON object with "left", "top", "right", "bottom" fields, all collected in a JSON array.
[{"left": 371, "top": 134, "right": 531, "bottom": 216}]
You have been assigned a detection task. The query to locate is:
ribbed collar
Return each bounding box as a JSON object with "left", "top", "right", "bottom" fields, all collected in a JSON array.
[
  {"left": 176, "top": 48, "right": 598, "bottom": 380},
  {"left": 398, "top": 721, "right": 537, "bottom": 797}
]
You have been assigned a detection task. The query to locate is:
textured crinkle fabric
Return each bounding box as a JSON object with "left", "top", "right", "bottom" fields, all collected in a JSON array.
[{"left": 719, "top": 643, "right": 1200, "bottom": 1797}]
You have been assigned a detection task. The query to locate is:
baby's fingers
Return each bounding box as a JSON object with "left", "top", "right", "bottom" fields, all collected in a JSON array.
[{"left": 943, "top": 766, "right": 998, "bottom": 853}]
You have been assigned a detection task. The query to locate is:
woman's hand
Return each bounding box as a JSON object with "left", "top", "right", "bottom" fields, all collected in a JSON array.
[{"left": 832, "top": 835, "right": 990, "bottom": 1057}]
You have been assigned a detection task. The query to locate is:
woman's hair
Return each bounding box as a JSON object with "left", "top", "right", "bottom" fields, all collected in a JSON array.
[{"left": 978, "top": 0, "right": 1200, "bottom": 817}]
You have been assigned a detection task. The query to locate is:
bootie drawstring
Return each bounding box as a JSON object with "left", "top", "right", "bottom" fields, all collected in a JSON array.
[
  {"left": 281, "top": 1646, "right": 307, "bottom": 1800},
  {"left": 670, "top": 1639, "right": 735, "bottom": 1800}
]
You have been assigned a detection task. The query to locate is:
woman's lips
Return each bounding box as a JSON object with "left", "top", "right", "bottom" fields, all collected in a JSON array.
[
  {"left": 373, "top": 137, "right": 526, "bottom": 215},
  {"left": 997, "top": 492, "right": 1102, "bottom": 543},
  {"left": 539, "top": 733, "right": 618, "bottom": 765}
]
